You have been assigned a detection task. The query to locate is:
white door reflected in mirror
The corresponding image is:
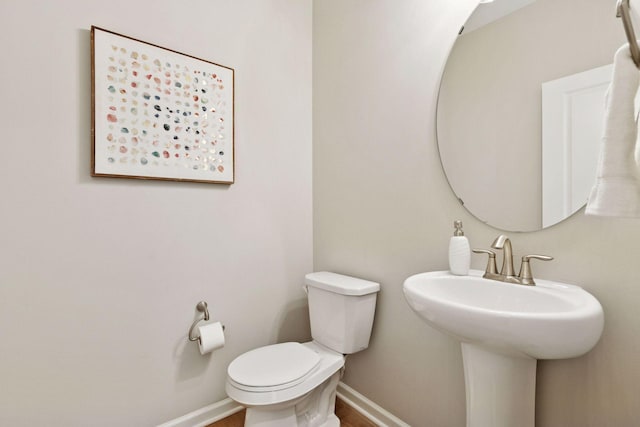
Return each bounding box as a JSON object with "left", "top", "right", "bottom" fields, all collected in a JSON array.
[{"left": 541, "top": 64, "right": 612, "bottom": 228}]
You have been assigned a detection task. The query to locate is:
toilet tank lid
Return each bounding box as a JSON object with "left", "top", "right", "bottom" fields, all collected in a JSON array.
[{"left": 305, "top": 272, "right": 380, "bottom": 296}]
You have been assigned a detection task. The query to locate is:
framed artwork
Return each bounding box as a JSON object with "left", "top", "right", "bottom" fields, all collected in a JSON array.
[{"left": 91, "top": 26, "right": 234, "bottom": 184}]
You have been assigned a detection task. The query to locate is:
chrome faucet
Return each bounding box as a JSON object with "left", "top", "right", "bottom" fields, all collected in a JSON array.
[
  {"left": 491, "top": 234, "right": 517, "bottom": 282},
  {"left": 473, "top": 235, "right": 553, "bottom": 286}
]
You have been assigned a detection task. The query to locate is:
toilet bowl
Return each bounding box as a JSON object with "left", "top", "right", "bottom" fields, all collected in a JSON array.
[
  {"left": 226, "top": 341, "right": 344, "bottom": 427},
  {"left": 225, "top": 272, "right": 380, "bottom": 427}
]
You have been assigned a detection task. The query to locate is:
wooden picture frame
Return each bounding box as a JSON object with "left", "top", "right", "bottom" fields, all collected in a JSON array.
[{"left": 91, "top": 26, "right": 234, "bottom": 184}]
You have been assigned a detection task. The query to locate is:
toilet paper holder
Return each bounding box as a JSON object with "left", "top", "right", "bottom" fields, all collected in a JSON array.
[{"left": 188, "top": 301, "right": 224, "bottom": 342}]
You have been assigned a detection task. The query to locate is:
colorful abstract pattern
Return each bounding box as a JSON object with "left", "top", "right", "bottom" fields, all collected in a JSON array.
[{"left": 92, "top": 27, "right": 234, "bottom": 183}]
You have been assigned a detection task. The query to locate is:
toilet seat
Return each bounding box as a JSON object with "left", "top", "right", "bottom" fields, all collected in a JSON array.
[
  {"left": 227, "top": 342, "right": 321, "bottom": 392},
  {"left": 226, "top": 341, "right": 345, "bottom": 407}
]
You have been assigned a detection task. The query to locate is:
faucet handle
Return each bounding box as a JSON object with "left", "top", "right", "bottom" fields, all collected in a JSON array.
[
  {"left": 472, "top": 249, "right": 498, "bottom": 278},
  {"left": 518, "top": 254, "right": 553, "bottom": 286}
]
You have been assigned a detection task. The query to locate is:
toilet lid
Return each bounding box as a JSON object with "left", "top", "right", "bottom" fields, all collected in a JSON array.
[{"left": 228, "top": 342, "right": 320, "bottom": 389}]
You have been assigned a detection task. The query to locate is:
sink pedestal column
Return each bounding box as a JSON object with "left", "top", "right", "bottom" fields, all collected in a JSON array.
[{"left": 461, "top": 343, "right": 536, "bottom": 427}]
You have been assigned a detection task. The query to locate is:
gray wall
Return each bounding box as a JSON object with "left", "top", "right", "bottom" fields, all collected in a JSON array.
[
  {"left": 314, "top": 0, "right": 640, "bottom": 426},
  {"left": 0, "top": 1, "right": 312, "bottom": 425}
]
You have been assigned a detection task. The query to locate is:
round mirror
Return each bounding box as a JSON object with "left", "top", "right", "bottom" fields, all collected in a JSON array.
[{"left": 437, "top": 0, "right": 626, "bottom": 231}]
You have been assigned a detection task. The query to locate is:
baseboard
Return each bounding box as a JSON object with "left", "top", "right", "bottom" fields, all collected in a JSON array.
[
  {"left": 158, "top": 382, "right": 408, "bottom": 427},
  {"left": 156, "top": 398, "right": 244, "bottom": 427},
  {"left": 336, "top": 382, "right": 410, "bottom": 427}
]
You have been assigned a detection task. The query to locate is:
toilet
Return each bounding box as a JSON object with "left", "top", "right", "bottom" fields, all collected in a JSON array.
[{"left": 225, "top": 271, "right": 380, "bottom": 427}]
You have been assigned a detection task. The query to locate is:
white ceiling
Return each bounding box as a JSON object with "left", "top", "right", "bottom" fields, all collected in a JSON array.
[{"left": 462, "top": 0, "right": 537, "bottom": 34}]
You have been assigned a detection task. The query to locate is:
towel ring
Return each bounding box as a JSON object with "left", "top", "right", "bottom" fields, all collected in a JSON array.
[
  {"left": 617, "top": 0, "right": 640, "bottom": 68},
  {"left": 188, "top": 301, "right": 210, "bottom": 342}
]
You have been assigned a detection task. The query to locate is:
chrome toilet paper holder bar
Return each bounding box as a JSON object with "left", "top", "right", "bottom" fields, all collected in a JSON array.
[
  {"left": 188, "top": 301, "right": 210, "bottom": 342},
  {"left": 188, "top": 301, "right": 226, "bottom": 342}
]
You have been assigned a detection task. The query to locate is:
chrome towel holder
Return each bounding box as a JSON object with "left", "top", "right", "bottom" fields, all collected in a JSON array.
[{"left": 617, "top": 0, "right": 640, "bottom": 67}]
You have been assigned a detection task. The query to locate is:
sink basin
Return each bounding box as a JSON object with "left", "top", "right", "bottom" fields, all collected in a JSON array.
[
  {"left": 403, "top": 270, "right": 604, "bottom": 359},
  {"left": 403, "top": 270, "right": 604, "bottom": 427}
]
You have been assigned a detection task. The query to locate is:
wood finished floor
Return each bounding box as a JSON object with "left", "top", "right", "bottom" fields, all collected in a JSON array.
[{"left": 206, "top": 397, "right": 377, "bottom": 427}]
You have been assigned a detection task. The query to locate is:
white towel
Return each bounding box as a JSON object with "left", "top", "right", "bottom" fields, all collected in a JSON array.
[{"left": 585, "top": 44, "right": 640, "bottom": 217}]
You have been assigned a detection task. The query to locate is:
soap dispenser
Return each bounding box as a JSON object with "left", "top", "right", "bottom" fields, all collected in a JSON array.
[{"left": 449, "top": 220, "right": 470, "bottom": 275}]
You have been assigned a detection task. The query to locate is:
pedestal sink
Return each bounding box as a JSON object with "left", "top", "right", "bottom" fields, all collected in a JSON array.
[{"left": 403, "top": 270, "right": 604, "bottom": 427}]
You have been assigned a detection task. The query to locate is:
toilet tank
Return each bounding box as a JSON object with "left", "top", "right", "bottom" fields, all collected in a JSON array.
[{"left": 305, "top": 272, "right": 380, "bottom": 354}]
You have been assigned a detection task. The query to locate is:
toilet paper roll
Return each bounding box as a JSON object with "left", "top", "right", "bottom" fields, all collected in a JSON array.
[{"left": 197, "top": 321, "right": 225, "bottom": 355}]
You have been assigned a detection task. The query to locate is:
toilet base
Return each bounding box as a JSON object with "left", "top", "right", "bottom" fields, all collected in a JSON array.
[
  {"left": 319, "top": 414, "right": 340, "bottom": 427},
  {"left": 243, "top": 370, "right": 342, "bottom": 427},
  {"left": 245, "top": 410, "right": 339, "bottom": 427},
  {"left": 245, "top": 406, "right": 297, "bottom": 427}
]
